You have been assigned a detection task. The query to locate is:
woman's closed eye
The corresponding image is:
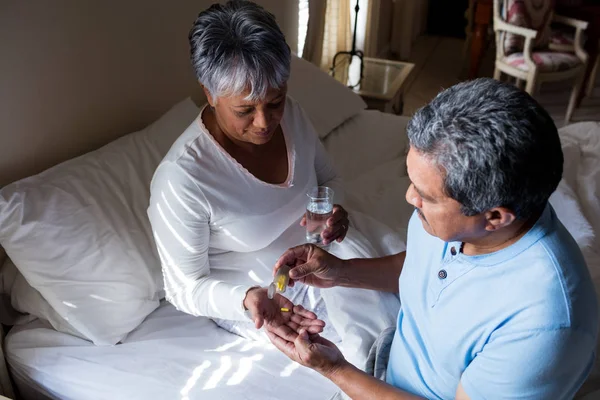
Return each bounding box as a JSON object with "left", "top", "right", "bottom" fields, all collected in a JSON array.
[{"left": 235, "top": 108, "right": 253, "bottom": 117}]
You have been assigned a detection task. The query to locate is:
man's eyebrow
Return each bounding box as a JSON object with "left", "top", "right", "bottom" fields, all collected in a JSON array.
[{"left": 413, "top": 182, "right": 434, "bottom": 201}]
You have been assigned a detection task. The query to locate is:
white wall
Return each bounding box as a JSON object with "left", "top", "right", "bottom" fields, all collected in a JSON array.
[{"left": 0, "top": 1, "right": 298, "bottom": 186}]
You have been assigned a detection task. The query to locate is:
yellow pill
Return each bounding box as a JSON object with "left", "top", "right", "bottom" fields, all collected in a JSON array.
[
  {"left": 276, "top": 275, "right": 286, "bottom": 291},
  {"left": 280, "top": 308, "right": 290, "bottom": 312}
]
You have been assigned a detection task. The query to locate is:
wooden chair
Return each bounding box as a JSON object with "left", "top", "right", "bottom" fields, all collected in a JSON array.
[
  {"left": 492, "top": 0, "right": 589, "bottom": 124},
  {"left": 587, "top": 47, "right": 599, "bottom": 97}
]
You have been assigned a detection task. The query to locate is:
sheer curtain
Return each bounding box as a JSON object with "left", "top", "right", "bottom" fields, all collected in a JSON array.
[
  {"left": 302, "top": 0, "right": 363, "bottom": 70},
  {"left": 320, "top": 0, "right": 352, "bottom": 70}
]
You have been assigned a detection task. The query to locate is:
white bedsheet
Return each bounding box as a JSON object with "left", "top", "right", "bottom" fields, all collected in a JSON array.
[{"left": 6, "top": 300, "right": 340, "bottom": 400}]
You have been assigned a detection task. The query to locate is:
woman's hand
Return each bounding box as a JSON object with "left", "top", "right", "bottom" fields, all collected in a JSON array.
[
  {"left": 301, "top": 204, "right": 349, "bottom": 245},
  {"left": 266, "top": 326, "right": 348, "bottom": 377},
  {"left": 243, "top": 287, "right": 325, "bottom": 334},
  {"left": 274, "top": 244, "right": 345, "bottom": 289}
]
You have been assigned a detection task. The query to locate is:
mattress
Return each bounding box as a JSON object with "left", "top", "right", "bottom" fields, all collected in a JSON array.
[{"left": 6, "top": 300, "right": 340, "bottom": 400}]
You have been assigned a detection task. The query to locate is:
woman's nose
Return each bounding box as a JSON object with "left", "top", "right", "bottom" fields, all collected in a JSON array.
[{"left": 253, "top": 111, "right": 269, "bottom": 129}]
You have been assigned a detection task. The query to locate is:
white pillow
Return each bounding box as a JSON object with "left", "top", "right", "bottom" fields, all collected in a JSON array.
[
  {"left": 288, "top": 56, "right": 366, "bottom": 138},
  {"left": 0, "top": 97, "right": 200, "bottom": 345},
  {"left": 323, "top": 110, "right": 410, "bottom": 180}
]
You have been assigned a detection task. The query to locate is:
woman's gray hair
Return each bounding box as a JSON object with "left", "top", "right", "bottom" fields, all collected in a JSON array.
[
  {"left": 407, "top": 78, "right": 563, "bottom": 220},
  {"left": 189, "top": 0, "right": 291, "bottom": 101}
]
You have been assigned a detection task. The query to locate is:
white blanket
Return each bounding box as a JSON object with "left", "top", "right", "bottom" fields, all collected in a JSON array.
[{"left": 211, "top": 211, "right": 403, "bottom": 370}]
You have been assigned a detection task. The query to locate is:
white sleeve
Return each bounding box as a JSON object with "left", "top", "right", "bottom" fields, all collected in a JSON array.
[{"left": 148, "top": 162, "right": 252, "bottom": 321}]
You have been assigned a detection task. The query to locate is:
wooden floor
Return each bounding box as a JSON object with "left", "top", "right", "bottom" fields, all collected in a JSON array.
[{"left": 401, "top": 36, "right": 600, "bottom": 127}]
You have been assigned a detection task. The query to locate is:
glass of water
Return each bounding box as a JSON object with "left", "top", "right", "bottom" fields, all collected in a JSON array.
[{"left": 305, "top": 186, "right": 334, "bottom": 247}]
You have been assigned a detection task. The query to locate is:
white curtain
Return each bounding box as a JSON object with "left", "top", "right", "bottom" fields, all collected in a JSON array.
[
  {"left": 320, "top": 0, "right": 352, "bottom": 70},
  {"left": 365, "top": 0, "right": 428, "bottom": 60},
  {"left": 302, "top": 0, "right": 354, "bottom": 70}
]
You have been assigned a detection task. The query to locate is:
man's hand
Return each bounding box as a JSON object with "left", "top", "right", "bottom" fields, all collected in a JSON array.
[
  {"left": 274, "top": 244, "right": 345, "bottom": 288},
  {"left": 243, "top": 287, "right": 325, "bottom": 334},
  {"left": 266, "top": 325, "right": 348, "bottom": 377},
  {"left": 301, "top": 204, "right": 350, "bottom": 245},
  {"left": 268, "top": 324, "right": 426, "bottom": 400}
]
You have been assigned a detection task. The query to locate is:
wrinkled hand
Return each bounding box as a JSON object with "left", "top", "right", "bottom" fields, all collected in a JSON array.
[
  {"left": 243, "top": 287, "right": 325, "bottom": 334},
  {"left": 266, "top": 326, "right": 347, "bottom": 377},
  {"left": 301, "top": 204, "right": 349, "bottom": 245},
  {"left": 274, "top": 244, "right": 344, "bottom": 289}
]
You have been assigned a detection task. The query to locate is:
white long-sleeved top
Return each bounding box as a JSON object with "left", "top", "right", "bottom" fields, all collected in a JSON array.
[{"left": 147, "top": 96, "right": 343, "bottom": 321}]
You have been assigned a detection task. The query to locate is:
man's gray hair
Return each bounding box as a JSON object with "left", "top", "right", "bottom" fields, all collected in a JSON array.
[
  {"left": 408, "top": 78, "right": 563, "bottom": 220},
  {"left": 189, "top": 0, "right": 291, "bottom": 101}
]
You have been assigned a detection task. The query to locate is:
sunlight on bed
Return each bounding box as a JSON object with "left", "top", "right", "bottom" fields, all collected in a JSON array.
[
  {"left": 180, "top": 360, "right": 211, "bottom": 400},
  {"left": 62, "top": 301, "right": 77, "bottom": 308},
  {"left": 227, "top": 354, "right": 264, "bottom": 386},
  {"left": 89, "top": 294, "right": 115, "bottom": 302},
  {"left": 207, "top": 338, "right": 245, "bottom": 352},
  {"left": 280, "top": 361, "right": 301, "bottom": 377},
  {"left": 203, "top": 355, "right": 233, "bottom": 390}
]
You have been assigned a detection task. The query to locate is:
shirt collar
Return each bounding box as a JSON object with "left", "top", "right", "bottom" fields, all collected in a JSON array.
[{"left": 453, "top": 203, "right": 554, "bottom": 267}]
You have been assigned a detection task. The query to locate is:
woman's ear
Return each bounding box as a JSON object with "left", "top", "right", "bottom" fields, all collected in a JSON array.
[
  {"left": 484, "top": 207, "right": 517, "bottom": 231},
  {"left": 202, "top": 86, "right": 215, "bottom": 107}
]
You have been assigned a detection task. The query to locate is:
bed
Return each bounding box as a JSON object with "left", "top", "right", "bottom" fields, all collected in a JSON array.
[{"left": 1, "top": 2, "right": 600, "bottom": 400}]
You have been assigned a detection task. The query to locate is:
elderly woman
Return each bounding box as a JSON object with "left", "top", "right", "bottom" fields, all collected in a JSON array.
[{"left": 147, "top": 0, "right": 401, "bottom": 368}]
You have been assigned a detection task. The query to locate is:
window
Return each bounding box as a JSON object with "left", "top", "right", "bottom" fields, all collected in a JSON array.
[{"left": 298, "top": 0, "right": 309, "bottom": 56}]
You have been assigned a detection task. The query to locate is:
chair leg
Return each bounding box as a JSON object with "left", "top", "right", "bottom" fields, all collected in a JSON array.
[
  {"left": 524, "top": 74, "right": 537, "bottom": 95},
  {"left": 585, "top": 55, "right": 599, "bottom": 98},
  {"left": 493, "top": 67, "right": 501, "bottom": 80},
  {"left": 566, "top": 71, "right": 585, "bottom": 125},
  {"left": 515, "top": 78, "right": 524, "bottom": 89}
]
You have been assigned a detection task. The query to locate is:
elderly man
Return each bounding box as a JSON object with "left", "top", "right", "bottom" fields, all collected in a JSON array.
[{"left": 266, "top": 78, "right": 599, "bottom": 399}]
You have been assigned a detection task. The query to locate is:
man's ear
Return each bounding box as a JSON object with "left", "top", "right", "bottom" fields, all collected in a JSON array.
[
  {"left": 202, "top": 86, "right": 215, "bottom": 107},
  {"left": 484, "top": 207, "right": 517, "bottom": 231}
]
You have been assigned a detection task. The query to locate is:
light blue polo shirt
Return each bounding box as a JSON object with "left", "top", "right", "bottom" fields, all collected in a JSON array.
[{"left": 386, "top": 205, "right": 599, "bottom": 399}]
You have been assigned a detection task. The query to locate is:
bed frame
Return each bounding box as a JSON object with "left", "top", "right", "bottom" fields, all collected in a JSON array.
[{"left": 0, "top": 2, "right": 298, "bottom": 398}]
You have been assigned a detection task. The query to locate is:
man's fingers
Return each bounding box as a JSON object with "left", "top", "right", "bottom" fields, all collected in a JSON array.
[
  {"left": 274, "top": 244, "right": 312, "bottom": 271},
  {"left": 268, "top": 322, "right": 299, "bottom": 342},
  {"left": 289, "top": 263, "right": 316, "bottom": 280},
  {"left": 294, "top": 329, "right": 312, "bottom": 354},
  {"left": 266, "top": 330, "right": 296, "bottom": 357},
  {"left": 309, "top": 333, "right": 338, "bottom": 348}
]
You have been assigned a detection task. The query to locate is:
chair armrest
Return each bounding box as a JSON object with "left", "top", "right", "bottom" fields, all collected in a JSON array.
[
  {"left": 493, "top": 17, "right": 538, "bottom": 39},
  {"left": 552, "top": 14, "right": 589, "bottom": 63},
  {"left": 553, "top": 14, "right": 589, "bottom": 31}
]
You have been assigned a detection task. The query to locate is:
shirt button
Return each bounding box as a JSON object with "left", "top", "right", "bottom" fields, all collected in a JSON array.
[
  {"left": 450, "top": 247, "right": 457, "bottom": 256},
  {"left": 438, "top": 270, "right": 447, "bottom": 279}
]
